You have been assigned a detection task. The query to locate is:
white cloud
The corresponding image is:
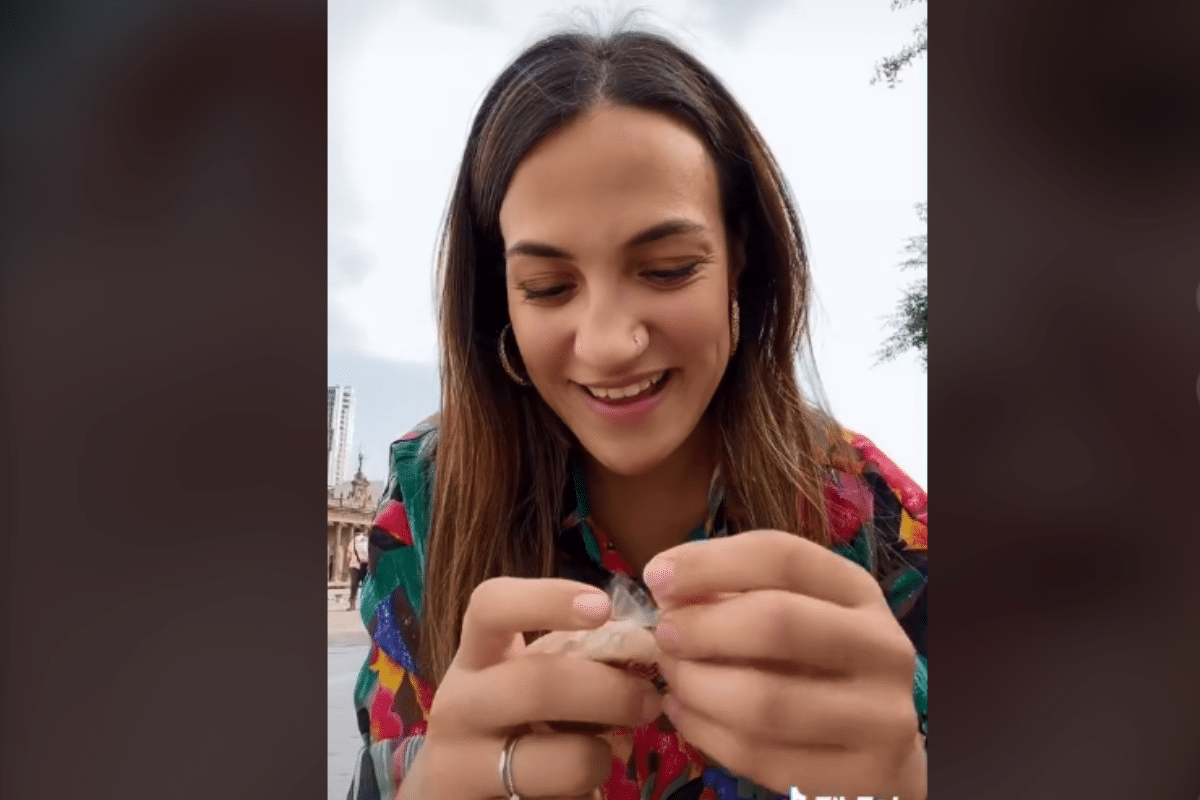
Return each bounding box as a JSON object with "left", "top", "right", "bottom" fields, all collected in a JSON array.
[{"left": 684, "top": 0, "right": 791, "bottom": 47}]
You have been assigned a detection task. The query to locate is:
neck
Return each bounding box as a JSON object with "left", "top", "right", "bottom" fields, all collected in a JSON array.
[{"left": 583, "top": 416, "right": 719, "bottom": 576}]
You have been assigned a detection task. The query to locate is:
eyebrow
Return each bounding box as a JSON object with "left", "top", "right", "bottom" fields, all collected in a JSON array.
[{"left": 503, "top": 218, "right": 710, "bottom": 261}]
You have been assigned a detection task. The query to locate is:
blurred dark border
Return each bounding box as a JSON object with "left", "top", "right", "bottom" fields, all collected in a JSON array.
[
  {"left": 2, "top": 1, "right": 1199, "bottom": 799},
  {"left": 0, "top": 2, "right": 328, "bottom": 798},
  {"left": 933, "top": 2, "right": 1200, "bottom": 797}
]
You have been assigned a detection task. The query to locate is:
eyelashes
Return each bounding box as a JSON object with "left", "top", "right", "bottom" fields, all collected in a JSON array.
[
  {"left": 519, "top": 261, "right": 703, "bottom": 301},
  {"left": 522, "top": 284, "right": 570, "bottom": 300},
  {"left": 644, "top": 262, "right": 702, "bottom": 284}
]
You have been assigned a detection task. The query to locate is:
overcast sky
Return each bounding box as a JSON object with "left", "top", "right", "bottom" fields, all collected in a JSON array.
[{"left": 328, "top": 0, "right": 928, "bottom": 489}]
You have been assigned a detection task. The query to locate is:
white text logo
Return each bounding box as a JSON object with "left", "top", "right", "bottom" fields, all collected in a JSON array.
[{"left": 789, "top": 791, "right": 898, "bottom": 800}]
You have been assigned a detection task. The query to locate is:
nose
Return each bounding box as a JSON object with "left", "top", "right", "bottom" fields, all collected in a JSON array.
[{"left": 573, "top": 290, "right": 644, "bottom": 372}]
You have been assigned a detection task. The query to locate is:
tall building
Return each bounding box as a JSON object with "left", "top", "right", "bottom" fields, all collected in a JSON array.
[{"left": 327, "top": 385, "right": 356, "bottom": 489}]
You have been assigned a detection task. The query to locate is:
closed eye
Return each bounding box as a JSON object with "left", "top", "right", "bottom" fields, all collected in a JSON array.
[
  {"left": 643, "top": 262, "right": 701, "bottom": 285},
  {"left": 521, "top": 284, "right": 572, "bottom": 300},
  {"left": 518, "top": 261, "right": 703, "bottom": 301}
]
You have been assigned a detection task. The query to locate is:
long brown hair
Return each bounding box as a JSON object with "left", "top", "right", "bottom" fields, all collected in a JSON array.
[{"left": 421, "top": 20, "right": 852, "bottom": 685}]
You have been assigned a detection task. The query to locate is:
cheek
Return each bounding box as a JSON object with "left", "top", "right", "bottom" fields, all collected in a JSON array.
[
  {"left": 512, "top": 312, "right": 572, "bottom": 378},
  {"left": 658, "top": 297, "right": 728, "bottom": 357}
]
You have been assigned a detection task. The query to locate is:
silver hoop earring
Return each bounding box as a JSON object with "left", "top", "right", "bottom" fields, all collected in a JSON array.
[
  {"left": 730, "top": 297, "right": 740, "bottom": 353},
  {"left": 498, "top": 323, "right": 531, "bottom": 387}
]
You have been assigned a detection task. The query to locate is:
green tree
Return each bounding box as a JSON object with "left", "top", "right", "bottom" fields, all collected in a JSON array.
[
  {"left": 871, "top": 0, "right": 927, "bottom": 88},
  {"left": 876, "top": 203, "right": 927, "bottom": 370},
  {"left": 873, "top": 0, "right": 927, "bottom": 370}
]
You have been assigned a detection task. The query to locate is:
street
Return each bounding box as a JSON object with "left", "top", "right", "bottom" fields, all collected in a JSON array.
[{"left": 329, "top": 601, "right": 370, "bottom": 800}]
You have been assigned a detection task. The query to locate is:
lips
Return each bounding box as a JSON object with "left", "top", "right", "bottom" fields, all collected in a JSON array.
[{"left": 575, "top": 369, "right": 675, "bottom": 425}]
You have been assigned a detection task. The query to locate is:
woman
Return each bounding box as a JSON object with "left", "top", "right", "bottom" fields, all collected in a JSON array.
[{"left": 348, "top": 23, "right": 928, "bottom": 800}]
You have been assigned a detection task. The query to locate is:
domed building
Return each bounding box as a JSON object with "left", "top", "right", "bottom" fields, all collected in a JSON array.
[{"left": 327, "top": 452, "right": 375, "bottom": 586}]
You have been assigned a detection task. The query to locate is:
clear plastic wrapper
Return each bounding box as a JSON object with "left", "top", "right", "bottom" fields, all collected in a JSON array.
[
  {"left": 526, "top": 574, "right": 666, "bottom": 736},
  {"left": 526, "top": 573, "right": 664, "bottom": 688},
  {"left": 607, "top": 572, "right": 660, "bottom": 628}
]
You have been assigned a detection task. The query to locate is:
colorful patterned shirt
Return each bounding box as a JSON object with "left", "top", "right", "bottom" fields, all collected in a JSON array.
[{"left": 347, "top": 414, "right": 928, "bottom": 800}]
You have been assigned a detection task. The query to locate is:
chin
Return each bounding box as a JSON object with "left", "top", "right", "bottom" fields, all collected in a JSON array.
[{"left": 579, "top": 435, "right": 682, "bottom": 478}]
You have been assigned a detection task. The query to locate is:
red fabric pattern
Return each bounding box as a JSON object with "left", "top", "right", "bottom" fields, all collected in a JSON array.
[
  {"left": 590, "top": 519, "right": 637, "bottom": 574},
  {"left": 849, "top": 432, "right": 927, "bottom": 523},
  {"left": 375, "top": 499, "right": 414, "bottom": 546},
  {"left": 413, "top": 675, "right": 435, "bottom": 719},
  {"left": 824, "top": 471, "right": 874, "bottom": 544},
  {"left": 369, "top": 685, "right": 402, "bottom": 741},
  {"left": 631, "top": 726, "right": 701, "bottom": 799},
  {"left": 602, "top": 755, "right": 641, "bottom": 800}
]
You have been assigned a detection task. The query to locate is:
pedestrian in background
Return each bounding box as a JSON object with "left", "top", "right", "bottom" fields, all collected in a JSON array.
[{"left": 347, "top": 530, "right": 368, "bottom": 611}]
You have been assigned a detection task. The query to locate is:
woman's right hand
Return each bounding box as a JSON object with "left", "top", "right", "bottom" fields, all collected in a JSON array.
[{"left": 400, "top": 577, "right": 665, "bottom": 800}]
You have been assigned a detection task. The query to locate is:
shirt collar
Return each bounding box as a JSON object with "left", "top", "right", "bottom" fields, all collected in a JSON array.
[{"left": 559, "top": 454, "right": 727, "bottom": 568}]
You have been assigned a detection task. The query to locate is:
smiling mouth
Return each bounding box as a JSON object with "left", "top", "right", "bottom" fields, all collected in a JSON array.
[{"left": 580, "top": 370, "right": 673, "bottom": 405}]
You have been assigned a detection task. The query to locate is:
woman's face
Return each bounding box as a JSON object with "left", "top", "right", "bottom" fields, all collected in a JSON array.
[{"left": 500, "top": 105, "right": 737, "bottom": 477}]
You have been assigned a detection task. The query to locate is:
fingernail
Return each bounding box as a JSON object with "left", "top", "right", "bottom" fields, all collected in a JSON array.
[
  {"left": 640, "top": 691, "right": 663, "bottom": 724},
  {"left": 655, "top": 620, "right": 678, "bottom": 650},
  {"left": 572, "top": 591, "right": 611, "bottom": 620},
  {"left": 662, "top": 693, "right": 681, "bottom": 720},
  {"left": 643, "top": 558, "right": 674, "bottom": 592}
]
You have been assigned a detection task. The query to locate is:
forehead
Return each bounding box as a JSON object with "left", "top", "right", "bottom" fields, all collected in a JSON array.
[{"left": 499, "top": 105, "right": 722, "bottom": 245}]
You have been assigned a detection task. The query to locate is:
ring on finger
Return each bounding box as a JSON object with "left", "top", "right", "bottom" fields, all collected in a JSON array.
[{"left": 499, "top": 732, "right": 523, "bottom": 800}]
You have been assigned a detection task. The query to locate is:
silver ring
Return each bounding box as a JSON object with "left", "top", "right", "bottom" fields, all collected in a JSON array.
[{"left": 499, "top": 733, "right": 522, "bottom": 800}]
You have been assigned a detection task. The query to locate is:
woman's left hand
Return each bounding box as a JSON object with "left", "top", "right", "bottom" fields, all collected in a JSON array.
[{"left": 643, "top": 530, "right": 926, "bottom": 799}]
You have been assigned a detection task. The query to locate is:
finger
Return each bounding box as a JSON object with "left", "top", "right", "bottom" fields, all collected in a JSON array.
[
  {"left": 456, "top": 577, "right": 612, "bottom": 671},
  {"left": 449, "top": 732, "right": 613, "bottom": 799},
  {"left": 662, "top": 693, "right": 901, "bottom": 797},
  {"left": 657, "top": 654, "right": 917, "bottom": 749},
  {"left": 643, "top": 530, "right": 881, "bottom": 610},
  {"left": 448, "top": 654, "right": 664, "bottom": 731},
  {"left": 654, "top": 589, "right": 915, "bottom": 676}
]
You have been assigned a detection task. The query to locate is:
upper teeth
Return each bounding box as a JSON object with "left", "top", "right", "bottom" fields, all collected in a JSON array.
[{"left": 586, "top": 371, "right": 665, "bottom": 399}]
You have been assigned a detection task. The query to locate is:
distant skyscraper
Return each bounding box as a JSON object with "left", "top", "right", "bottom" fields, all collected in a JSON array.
[{"left": 328, "top": 385, "right": 356, "bottom": 489}]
